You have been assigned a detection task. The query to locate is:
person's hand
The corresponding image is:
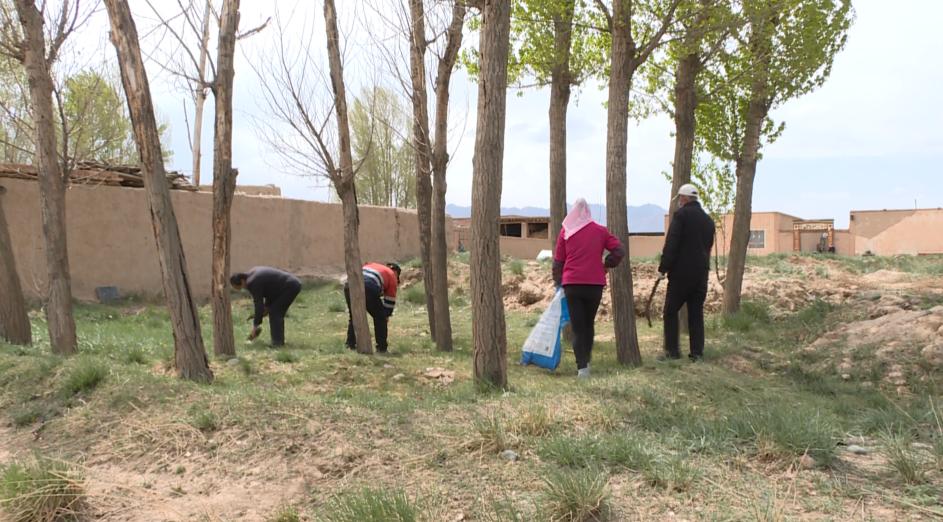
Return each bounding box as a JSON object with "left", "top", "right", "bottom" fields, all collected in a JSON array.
[{"left": 247, "top": 325, "right": 262, "bottom": 341}]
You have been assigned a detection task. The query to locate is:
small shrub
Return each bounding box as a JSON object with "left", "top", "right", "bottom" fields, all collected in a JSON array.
[
  {"left": 122, "top": 347, "right": 148, "bottom": 365},
  {"left": 725, "top": 403, "right": 840, "bottom": 465},
  {"left": 9, "top": 404, "right": 47, "bottom": 428},
  {"left": 189, "top": 408, "right": 219, "bottom": 433},
  {"left": 404, "top": 284, "right": 426, "bottom": 305},
  {"left": 59, "top": 359, "right": 107, "bottom": 398},
  {"left": 514, "top": 405, "right": 555, "bottom": 438},
  {"left": 642, "top": 455, "right": 699, "bottom": 492},
  {"left": 473, "top": 414, "right": 512, "bottom": 453},
  {"left": 449, "top": 294, "right": 468, "bottom": 308},
  {"left": 597, "top": 436, "right": 653, "bottom": 470},
  {"left": 404, "top": 258, "right": 423, "bottom": 269},
  {"left": 722, "top": 301, "right": 771, "bottom": 332},
  {"left": 327, "top": 301, "right": 346, "bottom": 313},
  {"left": 475, "top": 496, "right": 527, "bottom": 522},
  {"left": 0, "top": 457, "right": 86, "bottom": 522},
  {"left": 268, "top": 504, "right": 301, "bottom": 522},
  {"left": 508, "top": 260, "right": 525, "bottom": 276},
  {"left": 274, "top": 351, "right": 299, "bottom": 364},
  {"left": 881, "top": 430, "right": 927, "bottom": 485},
  {"left": 321, "top": 488, "right": 420, "bottom": 522},
  {"left": 238, "top": 358, "right": 254, "bottom": 376},
  {"left": 540, "top": 467, "right": 610, "bottom": 522},
  {"left": 537, "top": 435, "right": 596, "bottom": 468}
]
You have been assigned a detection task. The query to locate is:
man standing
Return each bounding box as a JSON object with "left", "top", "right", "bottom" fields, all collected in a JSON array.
[
  {"left": 658, "top": 184, "right": 715, "bottom": 361},
  {"left": 345, "top": 262, "right": 401, "bottom": 353},
  {"left": 230, "top": 267, "right": 302, "bottom": 346}
]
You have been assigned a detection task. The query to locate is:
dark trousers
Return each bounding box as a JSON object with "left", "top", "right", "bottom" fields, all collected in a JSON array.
[
  {"left": 345, "top": 282, "right": 389, "bottom": 351},
  {"left": 663, "top": 275, "right": 708, "bottom": 359},
  {"left": 564, "top": 284, "right": 604, "bottom": 370},
  {"left": 269, "top": 281, "right": 301, "bottom": 346}
]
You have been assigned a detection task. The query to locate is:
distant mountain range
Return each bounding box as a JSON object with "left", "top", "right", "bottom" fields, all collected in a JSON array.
[{"left": 445, "top": 203, "right": 667, "bottom": 233}]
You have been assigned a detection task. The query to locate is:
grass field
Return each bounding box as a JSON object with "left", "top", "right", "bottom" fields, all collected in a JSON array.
[{"left": 1, "top": 257, "right": 941, "bottom": 520}]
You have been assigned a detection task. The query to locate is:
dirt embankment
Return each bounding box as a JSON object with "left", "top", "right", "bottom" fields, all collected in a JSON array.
[
  {"left": 405, "top": 256, "right": 943, "bottom": 393},
  {"left": 406, "top": 256, "right": 867, "bottom": 319}
]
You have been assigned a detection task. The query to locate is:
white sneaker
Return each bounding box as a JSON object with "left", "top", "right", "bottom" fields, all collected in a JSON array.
[{"left": 577, "top": 367, "right": 590, "bottom": 379}]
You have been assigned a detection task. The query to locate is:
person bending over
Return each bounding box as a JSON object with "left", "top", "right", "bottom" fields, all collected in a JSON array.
[
  {"left": 230, "top": 266, "right": 302, "bottom": 346},
  {"left": 345, "top": 262, "right": 401, "bottom": 353}
]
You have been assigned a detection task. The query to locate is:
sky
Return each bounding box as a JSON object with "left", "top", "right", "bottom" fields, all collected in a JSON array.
[{"left": 74, "top": 0, "right": 943, "bottom": 229}]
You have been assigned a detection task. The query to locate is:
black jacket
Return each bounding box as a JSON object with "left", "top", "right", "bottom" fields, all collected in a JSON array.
[
  {"left": 658, "top": 200, "right": 715, "bottom": 279},
  {"left": 245, "top": 267, "right": 301, "bottom": 326}
]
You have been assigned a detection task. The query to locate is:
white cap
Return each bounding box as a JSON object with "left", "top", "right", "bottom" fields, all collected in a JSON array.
[{"left": 676, "top": 183, "right": 698, "bottom": 198}]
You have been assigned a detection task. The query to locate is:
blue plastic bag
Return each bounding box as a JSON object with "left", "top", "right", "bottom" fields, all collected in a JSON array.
[{"left": 520, "top": 288, "right": 570, "bottom": 370}]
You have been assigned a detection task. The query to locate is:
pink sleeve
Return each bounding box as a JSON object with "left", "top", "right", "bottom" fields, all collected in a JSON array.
[{"left": 554, "top": 228, "right": 566, "bottom": 261}]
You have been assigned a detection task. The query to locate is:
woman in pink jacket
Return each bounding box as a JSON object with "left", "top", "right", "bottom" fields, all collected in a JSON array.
[{"left": 552, "top": 199, "right": 625, "bottom": 378}]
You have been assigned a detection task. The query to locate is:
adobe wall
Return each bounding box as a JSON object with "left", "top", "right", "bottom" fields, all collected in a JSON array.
[
  {"left": 851, "top": 209, "right": 943, "bottom": 255},
  {"left": 2, "top": 178, "right": 450, "bottom": 301},
  {"left": 714, "top": 212, "right": 792, "bottom": 256}
]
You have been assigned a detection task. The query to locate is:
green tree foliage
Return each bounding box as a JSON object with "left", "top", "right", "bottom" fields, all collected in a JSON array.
[
  {"left": 0, "top": 65, "right": 172, "bottom": 166},
  {"left": 61, "top": 71, "right": 136, "bottom": 164},
  {"left": 349, "top": 87, "right": 415, "bottom": 208},
  {"left": 509, "top": 0, "right": 607, "bottom": 88},
  {"left": 0, "top": 54, "right": 31, "bottom": 163},
  {"left": 696, "top": 0, "right": 853, "bottom": 162}
]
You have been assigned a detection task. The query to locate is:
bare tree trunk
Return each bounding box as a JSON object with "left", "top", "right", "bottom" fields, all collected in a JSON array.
[
  {"left": 211, "top": 0, "right": 239, "bottom": 358},
  {"left": 408, "top": 0, "right": 436, "bottom": 341},
  {"left": 668, "top": 52, "right": 699, "bottom": 216},
  {"left": 191, "top": 0, "right": 212, "bottom": 187},
  {"left": 325, "top": 0, "right": 372, "bottom": 354},
  {"left": 14, "top": 0, "right": 77, "bottom": 355},
  {"left": 548, "top": 4, "right": 574, "bottom": 251},
  {"left": 723, "top": 117, "right": 762, "bottom": 315},
  {"left": 604, "top": 0, "right": 641, "bottom": 366},
  {"left": 429, "top": 1, "right": 465, "bottom": 353},
  {"left": 723, "top": 16, "right": 772, "bottom": 316},
  {"left": 0, "top": 185, "right": 31, "bottom": 345},
  {"left": 667, "top": 50, "right": 700, "bottom": 335},
  {"left": 471, "top": 0, "right": 510, "bottom": 389},
  {"left": 105, "top": 0, "right": 213, "bottom": 382}
]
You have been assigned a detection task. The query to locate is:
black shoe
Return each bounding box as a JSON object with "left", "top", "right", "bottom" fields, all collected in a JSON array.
[
  {"left": 656, "top": 353, "right": 681, "bottom": 362},
  {"left": 346, "top": 344, "right": 356, "bottom": 351},
  {"left": 376, "top": 348, "right": 389, "bottom": 355},
  {"left": 689, "top": 355, "right": 703, "bottom": 362}
]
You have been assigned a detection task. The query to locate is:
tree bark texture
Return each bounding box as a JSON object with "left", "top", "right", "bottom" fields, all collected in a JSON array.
[
  {"left": 548, "top": 4, "right": 574, "bottom": 251},
  {"left": 723, "top": 16, "right": 773, "bottom": 316},
  {"left": 0, "top": 185, "right": 31, "bottom": 345},
  {"left": 211, "top": 0, "right": 239, "bottom": 358},
  {"left": 668, "top": 51, "right": 699, "bottom": 216},
  {"left": 191, "top": 0, "right": 212, "bottom": 187},
  {"left": 471, "top": 0, "right": 510, "bottom": 389},
  {"left": 324, "top": 0, "right": 372, "bottom": 354},
  {"left": 105, "top": 0, "right": 213, "bottom": 382},
  {"left": 408, "top": 0, "right": 436, "bottom": 342},
  {"left": 430, "top": 0, "right": 466, "bottom": 352},
  {"left": 14, "top": 0, "right": 77, "bottom": 355},
  {"left": 604, "top": 0, "right": 641, "bottom": 366},
  {"left": 667, "top": 50, "right": 700, "bottom": 336}
]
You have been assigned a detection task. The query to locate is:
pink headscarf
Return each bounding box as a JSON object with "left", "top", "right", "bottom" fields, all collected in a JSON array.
[{"left": 562, "top": 198, "right": 594, "bottom": 240}]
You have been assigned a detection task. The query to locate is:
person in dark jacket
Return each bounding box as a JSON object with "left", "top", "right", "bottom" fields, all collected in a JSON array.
[
  {"left": 345, "top": 262, "right": 401, "bottom": 353},
  {"left": 658, "top": 184, "right": 715, "bottom": 361},
  {"left": 230, "top": 267, "right": 302, "bottom": 346}
]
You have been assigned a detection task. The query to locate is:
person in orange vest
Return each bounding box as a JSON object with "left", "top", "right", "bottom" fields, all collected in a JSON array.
[{"left": 345, "top": 262, "right": 401, "bottom": 353}]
